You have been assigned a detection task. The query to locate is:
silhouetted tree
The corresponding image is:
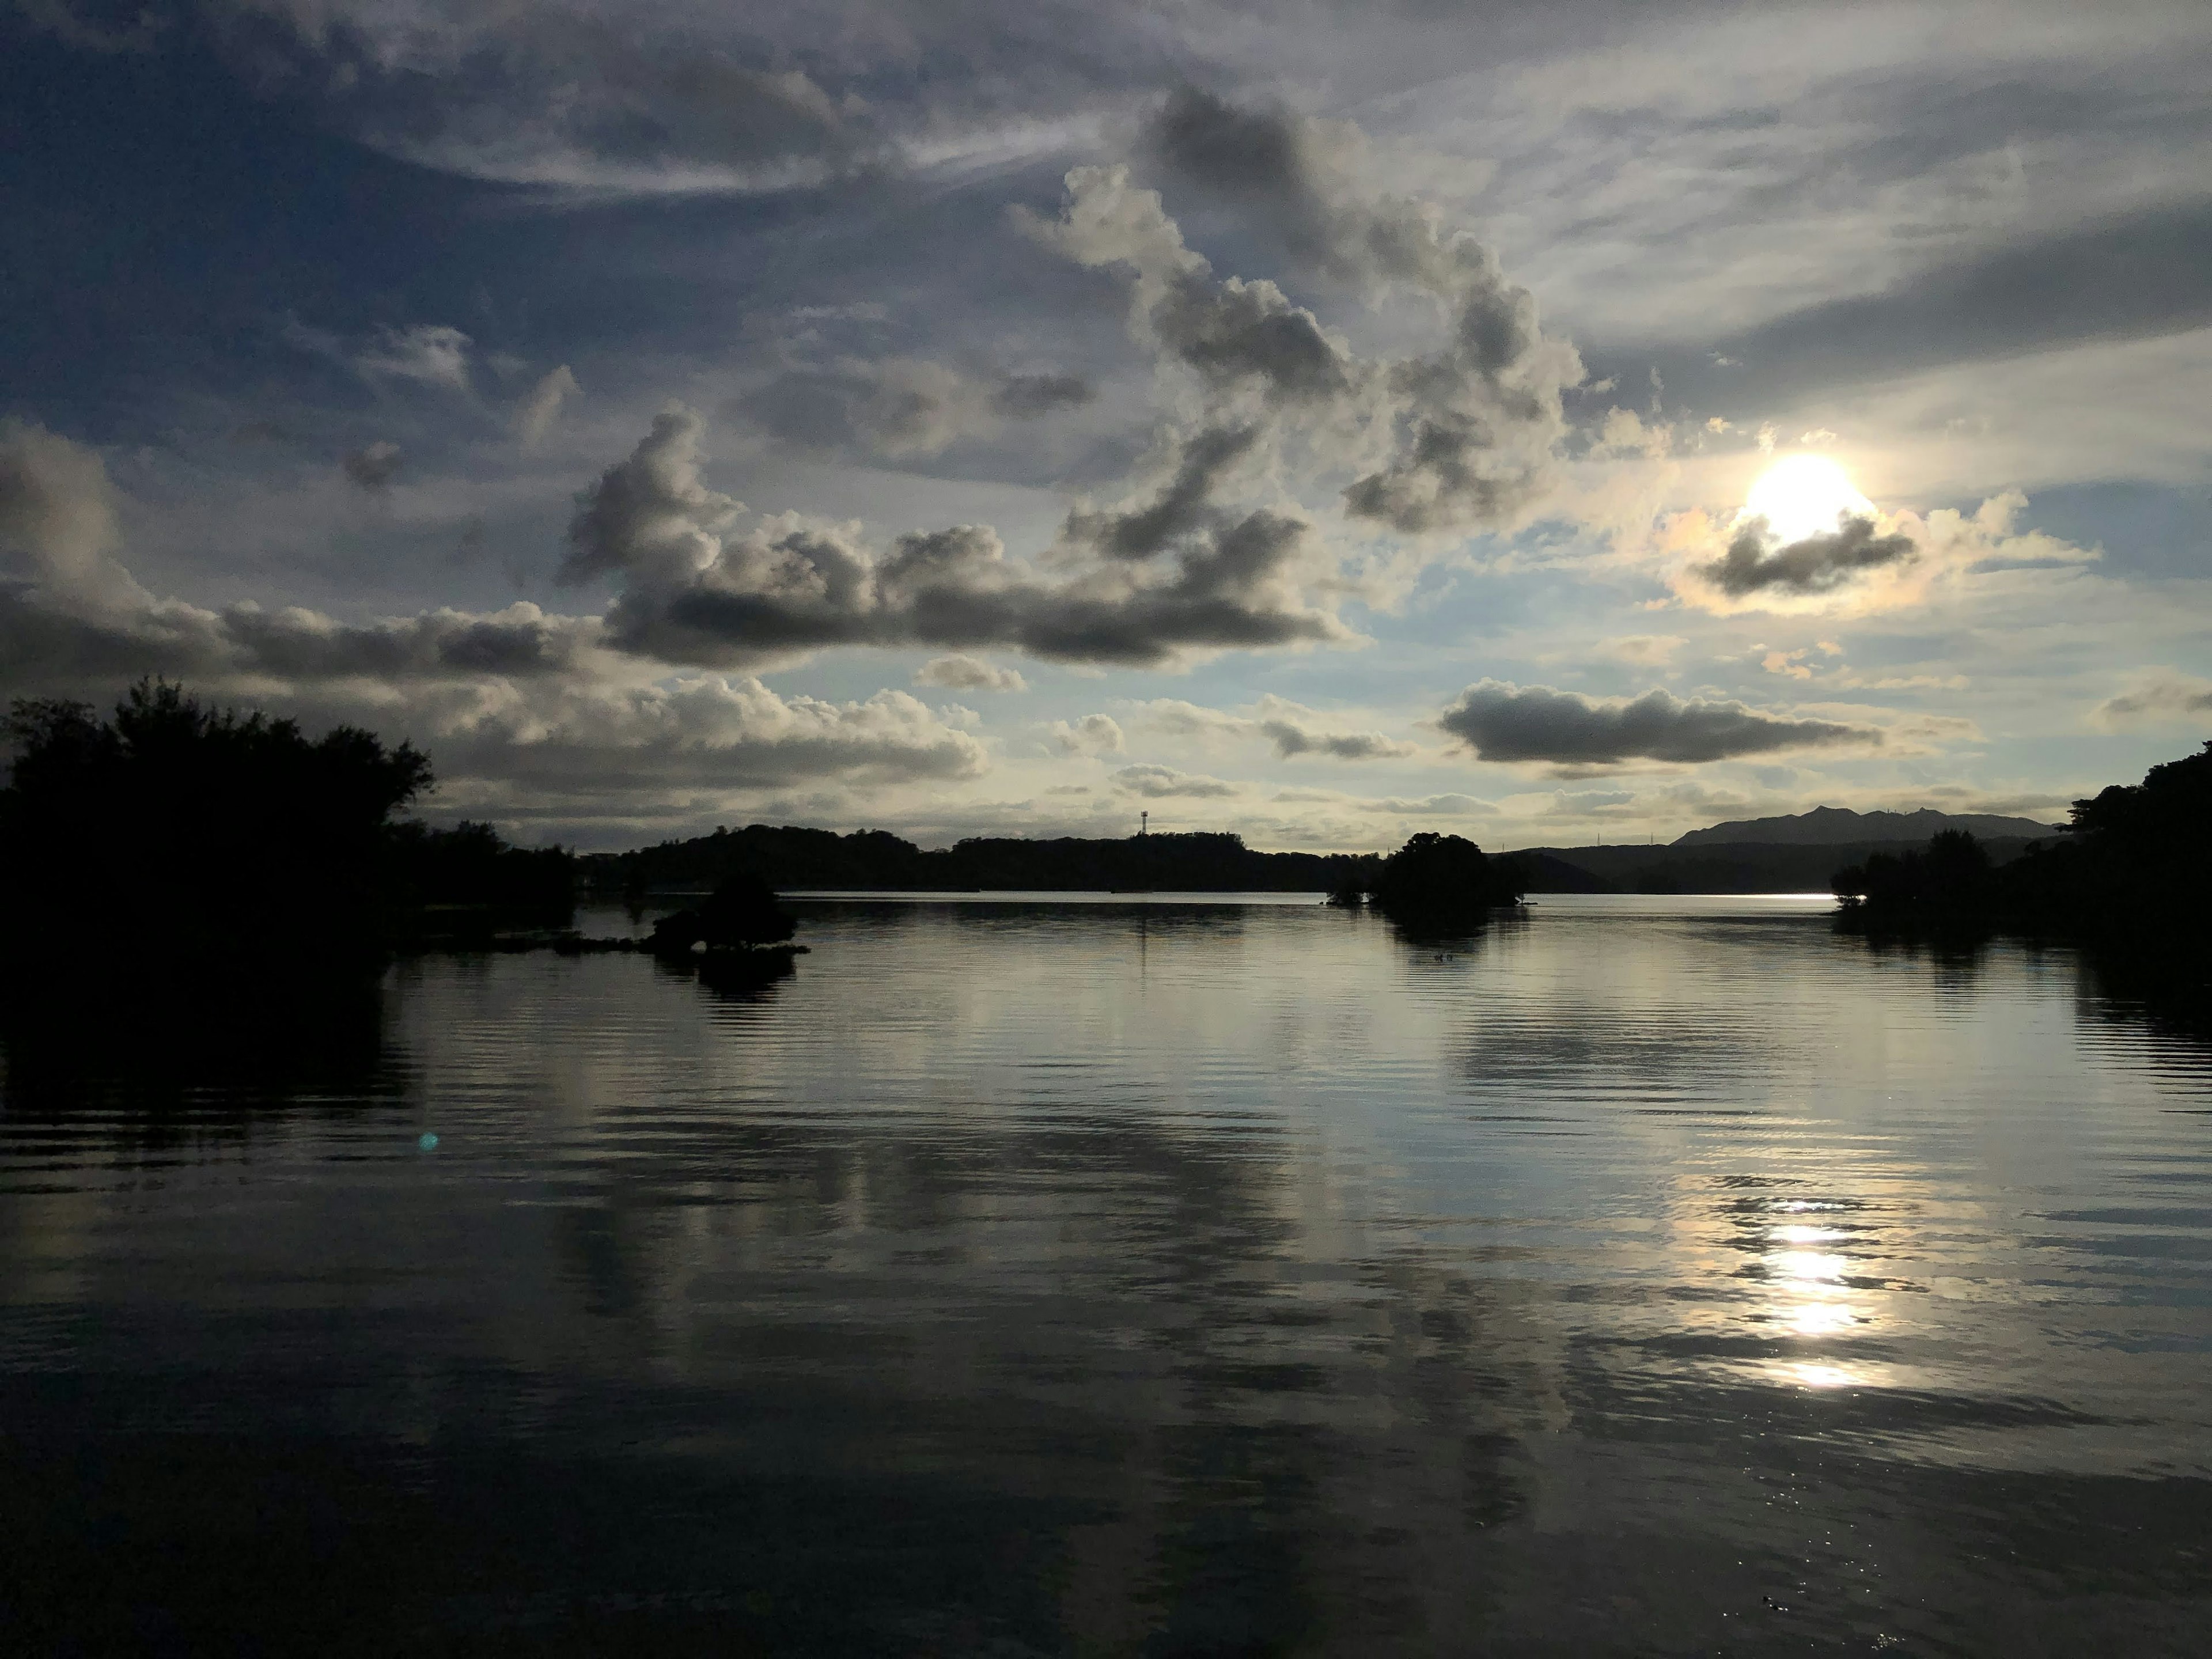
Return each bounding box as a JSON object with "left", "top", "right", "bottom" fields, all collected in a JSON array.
[
  {"left": 388, "top": 819, "right": 575, "bottom": 926},
  {"left": 1834, "top": 741, "right": 2210, "bottom": 990},
  {"left": 2, "top": 682, "right": 432, "bottom": 967},
  {"left": 1834, "top": 828, "right": 1993, "bottom": 914},
  {"left": 1369, "top": 832, "right": 1522, "bottom": 935},
  {"left": 649, "top": 872, "right": 797, "bottom": 956}
]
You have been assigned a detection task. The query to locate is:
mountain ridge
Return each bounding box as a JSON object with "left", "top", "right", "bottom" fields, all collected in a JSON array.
[{"left": 1673, "top": 805, "right": 2061, "bottom": 847}]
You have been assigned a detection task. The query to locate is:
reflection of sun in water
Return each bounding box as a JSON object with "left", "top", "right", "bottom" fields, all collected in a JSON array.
[{"left": 1740, "top": 454, "right": 1875, "bottom": 544}]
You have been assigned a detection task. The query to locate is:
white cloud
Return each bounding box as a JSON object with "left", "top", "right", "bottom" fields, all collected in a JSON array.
[
  {"left": 516, "top": 365, "right": 581, "bottom": 447},
  {"left": 354, "top": 324, "right": 475, "bottom": 391},
  {"left": 1050, "top": 713, "right": 1125, "bottom": 755},
  {"left": 914, "top": 654, "right": 1028, "bottom": 693}
]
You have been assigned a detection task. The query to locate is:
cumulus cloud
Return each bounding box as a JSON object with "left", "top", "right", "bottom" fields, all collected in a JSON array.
[
  {"left": 1437, "top": 680, "right": 1880, "bottom": 767},
  {"left": 1112, "top": 763, "right": 1238, "bottom": 798},
  {"left": 1262, "top": 718, "right": 1412, "bottom": 760},
  {"left": 2093, "top": 671, "right": 2212, "bottom": 726},
  {"left": 1137, "top": 89, "right": 1584, "bottom": 535},
  {"left": 914, "top": 654, "right": 1028, "bottom": 693},
  {"left": 516, "top": 365, "right": 581, "bottom": 447},
  {"left": 0, "top": 424, "right": 988, "bottom": 825},
  {"left": 342, "top": 440, "right": 404, "bottom": 490},
  {"left": 561, "top": 407, "right": 1348, "bottom": 669},
  {"left": 1050, "top": 713, "right": 1126, "bottom": 755},
  {"left": 1703, "top": 514, "right": 1918, "bottom": 597},
  {"left": 1016, "top": 110, "right": 1581, "bottom": 550},
  {"left": 0, "top": 416, "right": 142, "bottom": 613}
]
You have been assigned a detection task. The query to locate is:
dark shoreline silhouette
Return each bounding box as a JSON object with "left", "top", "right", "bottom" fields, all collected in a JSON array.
[
  {"left": 1831, "top": 740, "right": 2210, "bottom": 1006},
  {"left": 584, "top": 824, "right": 1376, "bottom": 900},
  {"left": 0, "top": 684, "right": 575, "bottom": 975}
]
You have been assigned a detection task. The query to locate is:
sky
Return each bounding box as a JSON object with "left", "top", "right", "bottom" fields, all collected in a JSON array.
[{"left": 2, "top": 0, "right": 2209, "bottom": 852}]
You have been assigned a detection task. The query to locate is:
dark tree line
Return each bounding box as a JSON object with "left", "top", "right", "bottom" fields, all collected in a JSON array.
[
  {"left": 0, "top": 683, "right": 571, "bottom": 970},
  {"left": 1834, "top": 741, "right": 2210, "bottom": 979},
  {"left": 585, "top": 824, "right": 1376, "bottom": 896}
]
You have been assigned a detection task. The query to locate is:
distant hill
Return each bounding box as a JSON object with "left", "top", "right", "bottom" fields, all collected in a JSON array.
[
  {"left": 580, "top": 824, "right": 1369, "bottom": 895},
  {"left": 1674, "top": 805, "right": 2061, "bottom": 847},
  {"left": 1515, "top": 837, "right": 2048, "bottom": 895}
]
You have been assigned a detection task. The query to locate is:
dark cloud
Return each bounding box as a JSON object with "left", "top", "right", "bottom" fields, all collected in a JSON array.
[
  {"left": 1112, "top": 763, "right": 1239, "bottom": 798},
  {"left": 342, "top": 441, "right": 404, "bottom": 490},
  {"left": 2094, "top": 673, "right": 2212, "bottom": 725},
  {"left": 565, "top": 408, "right": 1349, "bottom": 669},
  {"left": 1063, "top": 423, "right": 1262, "bottom": 560},
  {"left": 1035, "top": 100, "right": 1582, "bottom": 540},
  {"left": 990, "top": 372, "right": 1093, "bottom": 416},
  {"left": 1138, "top": 695, "right": 1414, "bottom": 760},
  {"left": 203, "top": 5, "right": 872, "bottom": 193},
  {"left": 745, "top": 359, "right": 1095, "bottom": 459},
  {"left": 1261, "top": 718, "right": 1413, "bottom": 760},
  {"left": 0, "top": 425, "right": 991, "bottom": 819},
  {"left": 1148, "top": 86, "right": 1329, "bottom": 215},
  {"left": 1021, "top": 163, "right": 1354, "bottom": 406},
  {"left": 1703, "top": 515, "right": 1918, "bottom": 596},
  {"left": 1438, "top": 680, "right": 1878, "bottom": 766}
]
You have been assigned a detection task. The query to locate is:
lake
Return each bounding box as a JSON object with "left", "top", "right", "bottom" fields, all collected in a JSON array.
[{"left": 4, "top": 895, "right": 2208, "bottom": 1655}]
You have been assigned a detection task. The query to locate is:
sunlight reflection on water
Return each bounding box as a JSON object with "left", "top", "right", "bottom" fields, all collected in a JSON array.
[{"left": 2, "top": 896, "right": 2208, "bottom": 1654}]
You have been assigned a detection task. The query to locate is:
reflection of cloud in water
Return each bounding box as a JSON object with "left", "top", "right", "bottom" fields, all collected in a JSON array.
[{"left": 7, "top": 900, "right": 2212, "bottom": 1650}]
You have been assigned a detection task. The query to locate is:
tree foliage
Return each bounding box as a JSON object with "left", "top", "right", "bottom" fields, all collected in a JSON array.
[
  {"left": 2, "top": 682, "right": 434, "bottom": 964},
  {"left": 1369, "top": 832, "right": 1523, "bottom": 935}
]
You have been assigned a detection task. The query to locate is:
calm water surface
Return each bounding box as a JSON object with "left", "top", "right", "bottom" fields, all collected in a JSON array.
[{"left": 4, "top": 896, "right": 2209, "bottom": 1655}]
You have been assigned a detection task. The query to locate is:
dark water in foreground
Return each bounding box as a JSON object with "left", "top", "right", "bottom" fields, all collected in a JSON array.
[{"left": 4, "top": 895, "right": 2209, "bottom": 1656}]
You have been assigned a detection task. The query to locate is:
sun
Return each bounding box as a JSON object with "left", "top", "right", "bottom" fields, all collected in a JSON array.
[{"left": 1740, "top": 454, "right": 1875, "bottom": 544}]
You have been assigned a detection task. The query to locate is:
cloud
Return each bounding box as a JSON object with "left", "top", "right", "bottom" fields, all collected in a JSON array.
[
  {"left": 0, "top": 425, "right": 988, "bottom": 825},
  {"left": 745, "top": 357, "right": 1088, "bottom": 460},
  {"left": 1050, "top": 713, "right": 1126, "bottom": 755},
  {"left": 1137, "top": 89, "right": 1585, "bottom": 534},
  {"left": 1111, "top": 763, "right": 1238, "bottom": 798},
  {"left": 516, "top": 365, "right": 581, "bottom": 447},
  {"left": 1257, "top": 709, "right": 1415, "bottom": 761},
  {"left": 354, "top": 324, "right": 474, "bottom": 391},
  {"left": 1437, "top": 680, "right": 1880, "bottom": 766},
  {"left": 1658, "top": 200, "right": 2212, "bottom": 412},
  {"left": 1660, "top": 488, "right": 2093, "bottom": 616},
  {"left": 202, "top": 6, "right": 875, "bottom": 195},
  {"left": 342, "top": 441, "right": 404, "bottom": 490},
  {"left": 1135, "top": 694, "right": 1414, "bottom": 760},
  {"left": 1021, "top": 122, "right": 1580, "bottom": 541},
  {"left": 1601, "top": 634, "right": 1686, "bottom": 666},
  {"left": 14, "top": 0, "right": 161, "bottom": 54},
  {"left": 562, "top": 407, "right": 1350, "bottom": 669},
  {"left": 0, "top": 416, "right": 140, "bottom": 612},
  {"left": 991, "top": 373, "right": 1093, "bottom": 417},
  {"left": 2093, "top": 671, "right": 2212, "bottom": 726},
  {"left": 1703, "top": 514, "right": 1918, "bottom": 597},
  {"left": 914, "top": 654, "right": 1028, "bottom": 693}
]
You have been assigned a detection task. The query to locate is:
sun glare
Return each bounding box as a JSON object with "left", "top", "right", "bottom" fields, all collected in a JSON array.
[{"left": 1740, "top": 454, "right": 1875, "bottom": 544}]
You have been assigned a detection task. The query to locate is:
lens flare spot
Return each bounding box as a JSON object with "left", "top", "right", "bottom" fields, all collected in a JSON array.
[
  {"left": 1741, "top": 454, "right": 1874, "bottom": 544},
  {"left": 418, "top": 1132, "right": 440, "bottom": 1152}
]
